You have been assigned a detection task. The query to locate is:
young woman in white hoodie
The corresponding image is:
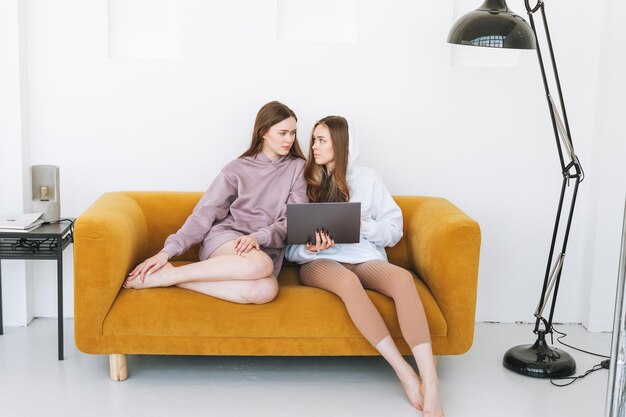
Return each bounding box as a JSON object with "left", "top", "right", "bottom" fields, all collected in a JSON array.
[{"left": 286, "top": 116, "right": 444, "bottom": 417}]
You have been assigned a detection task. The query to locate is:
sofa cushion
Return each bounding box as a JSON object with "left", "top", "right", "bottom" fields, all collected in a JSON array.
[{"left": 102, "top": 263, "right": 446, "bottom": 346}]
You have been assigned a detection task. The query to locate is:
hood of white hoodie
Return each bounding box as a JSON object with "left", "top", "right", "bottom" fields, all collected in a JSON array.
[{"left": 347, "top": 123, "right": 360, "bottom": 181}]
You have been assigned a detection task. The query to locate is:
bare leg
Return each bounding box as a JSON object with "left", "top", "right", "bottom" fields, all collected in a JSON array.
[
  {"left": 375, "top": 336, "right": 424, "bottom": 410},
  {"left": 123, "top": 241, "right": 278, "bottom": 304},
  {"left": 176, "top": 277, "right": 278, "bottom": 304},
  {"left": 124, "top": 240, "right": 274, "bottom": 289},
  {"left": 133, "top": 263, "right": 277, "bottom": 304},
  {"left": 412, "top": 343, "right": 444, "bottom": 417}
]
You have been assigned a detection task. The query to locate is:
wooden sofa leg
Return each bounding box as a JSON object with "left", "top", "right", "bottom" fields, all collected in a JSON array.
[{"left": 109, "top": 354, "right": 128, "bottom": 381}]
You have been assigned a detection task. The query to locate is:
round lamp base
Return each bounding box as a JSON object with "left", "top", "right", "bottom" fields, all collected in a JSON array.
[{"left": 503, "top": 331, "right": 576, "bottom": 378}]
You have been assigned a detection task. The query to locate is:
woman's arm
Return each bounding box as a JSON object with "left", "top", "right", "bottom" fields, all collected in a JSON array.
[
  {"left": 128, "top": 172, "right": 238, "bottom": 281},
  {"left": 360, "top": 170, "right": 403, "bottom": 247},
  {"left": 162, "top": 170, "right": 238, "bottom": 258}
]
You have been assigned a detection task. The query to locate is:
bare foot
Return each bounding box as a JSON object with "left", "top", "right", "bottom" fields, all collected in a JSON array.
[
  {"left": 421, "top": 381, "right": 444, "bottom": 417},
  {"left": 396, "top": 366, "right": 424, "bottom": 410},
  {"left": 123, "top": 263, "right": 174, "bottom": 289}
]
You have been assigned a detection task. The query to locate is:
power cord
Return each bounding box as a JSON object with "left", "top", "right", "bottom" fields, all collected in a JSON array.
[
  {"left": 552, "top": 326, "right": 609, "bottom": 359},
  {"left": 5, "top": 218, "right": 75, "bottom": 254},
  {"left": 11, "top": 237, "right": 57, "bottom": 252},
  {"left": 550, "top": 363, "right": 605, "bottom": 387},
  {"left": 52, "top": 218, "right": 75, "bottom": 234},
  {"left": 50, "top": 218, "right": 75, "bottom": 242},
  {"left": 549, "top": 325, "right": 610, "bottom": 387}
]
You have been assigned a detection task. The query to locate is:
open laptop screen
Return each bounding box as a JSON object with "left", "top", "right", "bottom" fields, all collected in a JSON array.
[{"left": 286, "top": 202, "right": 361, "bottom": 245}]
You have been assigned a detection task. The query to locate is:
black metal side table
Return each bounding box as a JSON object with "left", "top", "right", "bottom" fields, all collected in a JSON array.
[{"left": 0, "top": 220, "right": 74, "bottom": 360}]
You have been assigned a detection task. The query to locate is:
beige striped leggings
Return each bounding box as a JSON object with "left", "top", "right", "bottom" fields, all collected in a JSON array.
[{"left": 300, "top": 258, "right": 431, "bottom": 349}]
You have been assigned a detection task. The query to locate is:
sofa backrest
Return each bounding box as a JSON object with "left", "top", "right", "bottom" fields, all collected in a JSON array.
[
  {"left": 125, "top": 191, "right": 412, "bottom": 269},
  {"left": 126, "top": 192, "right": 200, "bottom": 262}
]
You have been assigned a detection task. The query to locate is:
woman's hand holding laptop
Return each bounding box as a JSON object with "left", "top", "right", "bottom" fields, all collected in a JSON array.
[{"left": 305, "top": 228, "right": 335, "bottom": 253}]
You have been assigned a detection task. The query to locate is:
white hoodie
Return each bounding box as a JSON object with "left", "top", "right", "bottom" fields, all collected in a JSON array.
[{"left": 285, "top": 128, "right": 403, "bottom": 264}]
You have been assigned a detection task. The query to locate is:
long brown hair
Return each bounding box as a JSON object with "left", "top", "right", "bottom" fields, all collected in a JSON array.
[
  {"left": 240, "top": 101, "right": 305, "bottom": 160},
  {"left": 305, "top": 116, "right": 351, "bottom": 203}
]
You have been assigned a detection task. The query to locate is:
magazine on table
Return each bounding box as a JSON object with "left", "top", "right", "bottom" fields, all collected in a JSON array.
[{"left": 0, "top": 212, "right": 45, "bottom": 233}]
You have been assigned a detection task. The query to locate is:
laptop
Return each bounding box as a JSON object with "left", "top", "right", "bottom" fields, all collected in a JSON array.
[{"left": 286, "top": 202, "right": 361, "bottom": 245}]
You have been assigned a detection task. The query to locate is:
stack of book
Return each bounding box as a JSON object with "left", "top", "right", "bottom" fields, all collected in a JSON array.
[{"left": 0, "top": 212, "right": 45, "bottom": 233}]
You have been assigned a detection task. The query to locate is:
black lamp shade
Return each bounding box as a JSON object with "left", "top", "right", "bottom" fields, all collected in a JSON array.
[{"left": 448, "top": 0, "right": 536, "bottom": 49}]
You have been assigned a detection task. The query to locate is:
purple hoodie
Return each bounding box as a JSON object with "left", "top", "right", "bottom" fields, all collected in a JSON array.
[{"left": 162, "top": 153, "right": 307, "bottom": 276}]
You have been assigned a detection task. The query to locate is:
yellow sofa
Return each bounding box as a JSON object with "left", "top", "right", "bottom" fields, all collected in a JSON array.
[{"left": 74, "top": 192, "right": 481, "bottom": 381}]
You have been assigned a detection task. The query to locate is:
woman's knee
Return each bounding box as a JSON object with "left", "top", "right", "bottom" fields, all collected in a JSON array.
[
  {"left": 243, "top": 278, "right": 279, "bottom": 304},
  {"left": 389, "top": 270, "right": 417, "bottom": 296},
  {"left": 332, "top": 273, "right": 366, "bottom": 298},
  {"left": 244, "top": 251, "right": 274, "bottom": 278},
  {"left": 398, "top": 269, "right": 415, "bottom": 285}
]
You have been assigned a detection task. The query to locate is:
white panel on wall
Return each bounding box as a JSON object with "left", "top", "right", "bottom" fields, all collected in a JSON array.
[
  {"left": 277, "top": 0, "right": 357, "bottom": 42},
  {"left": 108, "top": 0, "right": 181, "bottom": 59}
]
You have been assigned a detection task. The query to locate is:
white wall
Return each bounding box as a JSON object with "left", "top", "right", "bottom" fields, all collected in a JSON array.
[
  {"left": 581, "top": 0, "right": 626, "bottom": 331},
  {"left": 1, "top": 0, "right": 623, "bottom": 330}
]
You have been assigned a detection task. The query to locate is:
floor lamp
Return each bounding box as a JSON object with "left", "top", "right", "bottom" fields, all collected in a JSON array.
[{"left": 448, "top": 0, "right": 584, "bottom": 378}]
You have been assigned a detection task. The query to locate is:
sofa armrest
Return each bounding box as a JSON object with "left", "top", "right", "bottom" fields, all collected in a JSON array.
[
  {"left": 405, "top": 197, "right": 481, "bottom": 353},
  {"left": 74, "top": 192, "right": 149, "bottom": 353}
]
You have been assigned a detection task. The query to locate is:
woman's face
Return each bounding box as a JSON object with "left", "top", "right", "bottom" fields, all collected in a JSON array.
[
  {"left": 311, "top": 124, "right": 335, "bottom": 170},
  {"left": 261, "top": 117, "right": 297, "bottom": 159}
]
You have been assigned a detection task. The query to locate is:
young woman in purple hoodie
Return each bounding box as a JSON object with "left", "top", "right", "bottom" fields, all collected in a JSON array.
[{"left": 123, "top": 101, "right": 307, "bottom": 304}]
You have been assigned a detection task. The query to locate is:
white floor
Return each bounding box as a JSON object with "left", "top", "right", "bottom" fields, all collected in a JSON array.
[{"left": 0, "top": 319, "right": 613, "bottom": 417}]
